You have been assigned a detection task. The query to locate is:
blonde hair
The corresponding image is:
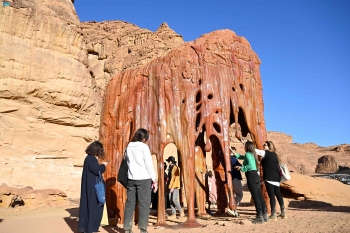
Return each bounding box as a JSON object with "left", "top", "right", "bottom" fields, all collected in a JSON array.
[{"left": 265, "top": 141, "right": 280, "bottom": 163}]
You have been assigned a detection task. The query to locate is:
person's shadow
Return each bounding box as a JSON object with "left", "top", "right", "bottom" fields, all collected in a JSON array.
[
  {"left": 64, "top": 207, "right": 128, "bottom": 233},
  {"left": 64, "top": 177, "right": 129, "bottom": 233}
]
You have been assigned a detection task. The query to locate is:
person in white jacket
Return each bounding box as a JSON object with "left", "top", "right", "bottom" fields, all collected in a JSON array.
[{"left": 124, "top": 128, "right": 157, "bottom": 233}]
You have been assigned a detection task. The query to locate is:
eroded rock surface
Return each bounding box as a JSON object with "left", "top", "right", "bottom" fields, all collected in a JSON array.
[{"left": 0, "top": 1, "right": 183, "bottom": 198}]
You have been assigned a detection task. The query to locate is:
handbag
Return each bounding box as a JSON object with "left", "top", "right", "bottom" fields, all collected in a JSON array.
[
  {"left": 117, "top": 149, "right": 129, "bottom": 188},
  {"left": 279, "top": 163, "right": 291, "bottom": 182},
  {"left": 95, "top": 171, "right": 106, "bottom": 206}
]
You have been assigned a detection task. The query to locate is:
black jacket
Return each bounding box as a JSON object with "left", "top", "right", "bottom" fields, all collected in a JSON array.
[{"left": 261, "top": 151, "right": 280, "bottom": 182}]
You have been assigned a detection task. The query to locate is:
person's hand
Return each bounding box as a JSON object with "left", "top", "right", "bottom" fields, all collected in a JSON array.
[
  {"left": 234, "top": 166, "right": 241, "bottom": 170},
  {"left": 102, "top": 161, "right": 110, "bottom": 166},
  {"left": 170, "top": 188, "right": 174, "bottom": 193},
  {"left": 152, "top": 181, "right": 158, "bottom": 193}
]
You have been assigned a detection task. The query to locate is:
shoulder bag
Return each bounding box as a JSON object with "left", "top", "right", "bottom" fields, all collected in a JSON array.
[
  {"left": 279, "top": 163, "right": 291, "bottom": 182},
  {"left": 117, "top": 149, "right": 129, "bottom": 188},
  {"left": 95, "top": 171, "right": 106, "bottom": 206}
]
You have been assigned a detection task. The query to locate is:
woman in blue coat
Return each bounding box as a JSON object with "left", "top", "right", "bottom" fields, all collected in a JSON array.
[{"left": 78, "top": 141, "right": 109, "bottom": 233}]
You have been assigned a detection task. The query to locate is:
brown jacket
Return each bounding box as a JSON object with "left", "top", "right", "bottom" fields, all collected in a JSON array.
[{"left": 168, "top": 165, "right": 180, "bottom": 189}]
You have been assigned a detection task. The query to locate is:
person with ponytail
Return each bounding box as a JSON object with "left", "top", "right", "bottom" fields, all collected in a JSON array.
[
  {"left": 255, "top": 141, "right": 286, "bottom": 220},
  {"left": 233, "top": 141, "right": 268, "bottom": 224}
]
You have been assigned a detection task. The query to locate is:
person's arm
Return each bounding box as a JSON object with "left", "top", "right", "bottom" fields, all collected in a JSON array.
[
  {"left": 235, "top": 152, "right": 255, "bottom": 173},
  {"left": 235, "top": 152, "right": 245, "bottom": 160},
  {"left": 88, "top": 156, "right": 106, "bottom": 175},
  {"left": 143, "top": 144, "right": 157, "bottom": 182},
  {"left": 255, "top": 149, "right": 266, "bottom": 158}
]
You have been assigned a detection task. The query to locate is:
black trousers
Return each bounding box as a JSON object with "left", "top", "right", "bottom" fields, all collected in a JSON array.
[
  {"left": 265, "top": 181, "right": 284, "bottom": 212},
  {"left": 246, "top": 170, "right": 267, "bottom": 216}
]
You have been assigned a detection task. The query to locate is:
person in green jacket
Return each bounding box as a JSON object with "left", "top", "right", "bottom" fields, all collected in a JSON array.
[{"left": 233, "top": 141, "right": 268, "bottom": 224}]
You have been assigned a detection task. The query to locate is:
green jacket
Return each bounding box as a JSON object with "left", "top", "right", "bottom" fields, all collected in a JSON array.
[{"left": 235, "top": 152, "right": 257, "bottom": 173}]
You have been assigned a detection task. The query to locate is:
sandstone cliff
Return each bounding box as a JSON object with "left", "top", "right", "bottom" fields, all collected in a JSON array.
[{"left": 0, "top": 0, "right": 184, "bottom": 198}]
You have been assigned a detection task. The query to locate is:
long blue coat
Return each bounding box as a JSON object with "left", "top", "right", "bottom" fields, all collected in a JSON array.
[{"left": 78, "top": 155, "right": 106, "bottom": 233}]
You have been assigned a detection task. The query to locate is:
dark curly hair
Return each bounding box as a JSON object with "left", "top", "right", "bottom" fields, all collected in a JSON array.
[{"left": 85, "top": 141, "right": 105, "bottom": 159}]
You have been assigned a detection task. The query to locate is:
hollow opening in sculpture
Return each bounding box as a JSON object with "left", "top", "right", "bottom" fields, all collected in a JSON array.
[
  {"left": 209, "top": 134, "right": 227, "bottom": 213},
  {"left": 238, "top": 107, "right": 250, "bottom": 138}
]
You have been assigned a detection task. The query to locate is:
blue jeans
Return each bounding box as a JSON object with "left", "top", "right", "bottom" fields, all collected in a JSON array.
[
  {"left": 169, "top": 188, "right": 182, "bottom": 215},
  {"left": 124, "top": 179, "right": 152, "bottom": 231}
]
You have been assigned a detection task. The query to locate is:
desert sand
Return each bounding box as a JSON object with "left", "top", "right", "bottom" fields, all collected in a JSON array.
[{"left": 1, "top": 188, "right": 349, "bottom": 233}]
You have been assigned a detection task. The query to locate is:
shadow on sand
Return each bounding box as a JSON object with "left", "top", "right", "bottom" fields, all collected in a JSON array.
[
  {"left": 288, "top": 200, "right": 350, "bottom": 213},
  {"left": 63, "top": 207, "right": 130, "bottom": 233}
]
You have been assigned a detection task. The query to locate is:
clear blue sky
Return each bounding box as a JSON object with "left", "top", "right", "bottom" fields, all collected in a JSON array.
[{"left": 74, "top": 0, "right": 350, "bottom": 147}]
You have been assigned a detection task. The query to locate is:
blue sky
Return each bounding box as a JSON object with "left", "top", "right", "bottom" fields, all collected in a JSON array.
[{"left": 74, "top": 0, "right": 350, "bottom": 147}]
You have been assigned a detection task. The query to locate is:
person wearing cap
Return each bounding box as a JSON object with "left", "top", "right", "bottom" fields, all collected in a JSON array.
[{"left": 166, "top": 156, "right": 185, "bottom": 219}]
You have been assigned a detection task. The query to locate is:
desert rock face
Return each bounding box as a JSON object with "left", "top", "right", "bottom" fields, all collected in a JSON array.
[
  {"left": 0, "top": 0, "right": 103, "bottom": 198},
  {"left": 80, "top": 21, "right": 184, "bottom": 93},
  {"left": 0, "top": 1, "right": 184, "bottom": 198}
]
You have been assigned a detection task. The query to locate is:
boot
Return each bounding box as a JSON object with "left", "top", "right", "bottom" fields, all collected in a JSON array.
[
  {"left": 269, "top": 211, "right": 277, "bottom": 220},
  {"left": 179, "top": 211, "right": 185, "bottom": 217},
  {"left": 251, "top": 215, "right": 264, "bottom": 224},
  {"left": 279, "top": 208, "right": 286, "bottom": 219},
  {"left": 262, "top": 209, "right": 269, "bottom": 222},
  {"left": 262, "top": 213, "right": 269, "bottom": 222}
]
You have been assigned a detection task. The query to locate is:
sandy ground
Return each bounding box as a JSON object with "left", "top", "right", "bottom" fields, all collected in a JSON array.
[{"left": 1, "top": 190, "right": 350, "bottom": 233}]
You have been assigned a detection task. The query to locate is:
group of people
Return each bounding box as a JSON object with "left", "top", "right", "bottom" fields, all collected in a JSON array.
[
  {"left": 229, "top": 140, "right": 286, "bottom": 224},
  {"left": 77, "top": 127, "right": 287, "bottom": 233},
  {"left": 78, "top": 128, "right": 184, "bottom": 233}
]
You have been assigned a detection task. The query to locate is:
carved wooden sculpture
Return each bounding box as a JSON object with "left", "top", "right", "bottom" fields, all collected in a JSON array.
[{"left": 100, "top": 30, "right": 267, "bottom": 227}]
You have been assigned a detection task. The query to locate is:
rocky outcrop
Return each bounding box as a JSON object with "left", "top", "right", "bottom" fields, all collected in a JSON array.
[
  {"left": 80, "top": 21, "right": 184, "bottom": 93},
  {"left": 0, "top": 183, "right": 69, "bottom": 208},
  {"left": 0, "top": 1, "right": 184, "bottom": 198},
  {"left": 315, "top": 155, "right": 338, "bottom": 173},
  {"left": 281, "top": 173, "right": 350, "bottom": 206}
]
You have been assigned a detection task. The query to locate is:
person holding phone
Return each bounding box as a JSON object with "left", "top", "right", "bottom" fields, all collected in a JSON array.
[{"left": 78, "top": 141, "right": 109, "bottom": 233}]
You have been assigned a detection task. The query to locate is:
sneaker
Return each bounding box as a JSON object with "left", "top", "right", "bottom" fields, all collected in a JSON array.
[
  {"left": 251, "top": 216, "right": 264, "bottom": 224},
  {"left": 179, "top": 211, "right": 185, "bottom": 217},
  {"left": 227, "top": 209, "right": 238, "bottom": 217},
  {"left": 262, "top": 213, "right": 269, "bottom": 222},
  {"left": 167, "top": 214, "right": 177, "bottom": 220},
  {"left": 125, "top": 230, "right": 133, "bottom": 233},
  {"left": 140, "top": 229, "right": 148, "bottom": 233}
]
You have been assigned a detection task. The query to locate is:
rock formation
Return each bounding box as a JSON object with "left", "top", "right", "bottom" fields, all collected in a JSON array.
[
  {"left": 0, "top": 183, "right": 69, "bottom": 208},
  {"left": 280, "top": 173, "right": 350, "bottom": 206},
  {"left": 100, "top": 30, "right": 266, "bottom": 226},
  {"left": 0, "top": 1, "right": 183, "bottom": 198},
  {"left": 315, "top": 155, "right": 338, "bottom": 173}
]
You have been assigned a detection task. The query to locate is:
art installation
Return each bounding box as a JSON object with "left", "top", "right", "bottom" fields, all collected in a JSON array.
[{"left": 100, "top": 30, "right": 267, "bottom": 227}]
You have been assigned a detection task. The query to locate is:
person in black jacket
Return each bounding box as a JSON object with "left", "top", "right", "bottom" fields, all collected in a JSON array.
[
  {"left": 256, "top": 141, "right": 286, "bottom": 220},
  {"left": 229, "top": 146, "right": 243, "bottom": 217},
  {"left": 78, "top": 141, "right": 109, "bottom": 233}
]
